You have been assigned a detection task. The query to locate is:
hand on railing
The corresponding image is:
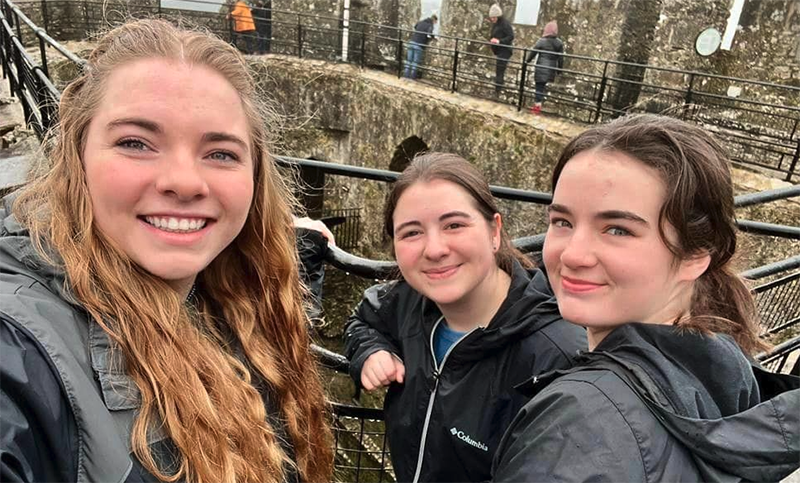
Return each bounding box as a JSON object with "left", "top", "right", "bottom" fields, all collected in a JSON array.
[
  {"left": 361, "top": 350, "right": 405, "bottom": 390},
  {"left": 293, "top": 215, "right": 337, "bottom": 246}
]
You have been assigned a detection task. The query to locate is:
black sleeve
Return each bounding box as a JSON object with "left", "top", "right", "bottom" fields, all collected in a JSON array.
[
  {"left": 492, "top": 377, "right": 646, "bottom": 482},
  {"left": 0, "top": 315, "right": 78, "bottom": 483},
  {"left": 557, "top": 40, "right": 564, "bottom": 69},
  {"left": 296, "top": 227, "right": 328, "bottom": 322},
  {"left": 524, "top": 50, "right": 536, "bottom": 65},
  {"left": 343, "top": 282, "right": 404, "bottom": 386},
  {"left": 499, "top": 22, "right": 514, "bottom": 46}
]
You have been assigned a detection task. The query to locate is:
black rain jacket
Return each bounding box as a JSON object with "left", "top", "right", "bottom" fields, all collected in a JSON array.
[
  {"left": 492, "top": 323, "right": 800, "bottom": 482},
  {"left": 409, "top": 17, "right": 436, "bottom": 46},
  {"left": 489, "top": 17, "right": 514, "bottom": 59},
  {"left": 344, "top": 262, "right": 587, "bottom": 482}
]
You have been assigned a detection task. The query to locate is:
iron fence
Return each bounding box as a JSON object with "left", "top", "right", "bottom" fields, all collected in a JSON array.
[
  {"left": 754, "top": 272, "right": 800, "bottom": 336},
  {"left": 4, "top": 0, "right": 800, "bottom": 180},
  {"left": 757, "top": 335, "right": 800, "bottom": 376}
]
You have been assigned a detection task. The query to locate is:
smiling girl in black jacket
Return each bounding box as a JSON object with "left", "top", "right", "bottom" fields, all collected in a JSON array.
[
  {"left": 492, "top": 114, "right": 800, "bottom": 483},
  {"left": 344, "top": 153, "right": 586, "bottom": 483}
]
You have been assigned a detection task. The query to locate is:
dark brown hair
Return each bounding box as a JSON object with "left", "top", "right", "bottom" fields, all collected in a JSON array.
[
  {"left": 552, "top": 113, "right": 767, "bottom": 355},
  {"left": 383, "top": 152, "right": 533, "bottom": 274}
]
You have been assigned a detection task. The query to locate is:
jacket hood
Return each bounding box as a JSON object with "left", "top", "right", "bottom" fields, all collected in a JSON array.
[
  {"left": 542, "top": 20, "right": 558, "bottom": 37},
  {"left": 0, "top": 194, "right": 69, "bottom": 300},
  {"left": 583, "top": 324, "right": 800, "bottom": 482},
  {"left": 439, "top": 260, "right": 563, "bottom": 364}
]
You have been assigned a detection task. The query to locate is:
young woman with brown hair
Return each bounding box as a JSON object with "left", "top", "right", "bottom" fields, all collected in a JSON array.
[
  {"left": 0, "top": 19, "right": 332, "bottom": 483},
  {"left": 492, "top": 114, "right": 800, "bottom": 482},
  {"left": 344, "top": 152, "right": 586, "bottom": 482}
]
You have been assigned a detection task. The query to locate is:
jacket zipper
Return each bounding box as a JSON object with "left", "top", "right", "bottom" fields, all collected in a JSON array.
[{"left": 411, "top": 316, "right": 481, "bottom": 483}]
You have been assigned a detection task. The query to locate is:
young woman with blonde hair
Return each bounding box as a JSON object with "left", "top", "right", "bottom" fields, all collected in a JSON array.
[{"left": 0, "top": 19, "right": 332, "bottom": 483}]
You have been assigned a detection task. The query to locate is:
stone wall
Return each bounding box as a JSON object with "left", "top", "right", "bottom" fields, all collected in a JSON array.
[
  {"left": 15, "top": 0, "right": 800, "bottom": 92},
  {"left": 14, "top": 0, "right": 229, "bottom": 43},
  {"left": 652, "top": 0, "right": 800, "bottom": 88},
  {"left": 250, "top": 55, "right": 799, "bottom": 265},
  {"left": 254, "top": 56, "right": 573, "bottom": 256}
]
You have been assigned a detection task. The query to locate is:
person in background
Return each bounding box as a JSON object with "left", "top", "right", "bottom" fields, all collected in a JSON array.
[
  {"left": 294, "top": 216, "right": 336, "bottom": 323},
  {"left": 492, "top": 114, "right": 800, "bottom": 482},
  {"left": 524, "top": 20, "right": 564, "bottom": 115},
  {"left": 487, "top": 4, "right": 514, "bottom": 99},
  {"left": 0, "top": 19, "right": 333, "bottom": 483},
  {"left": 252, "top": 0, "right": 272, "bottom": 54},
  {"left": 344, "top": 152, "right": 586, "bottom": 482},
  {"left": 228, "top": 0, "right": 256, "bottom": 54},
  {"left": 404, "top": 14, "right": 438, "bottom": 80}
]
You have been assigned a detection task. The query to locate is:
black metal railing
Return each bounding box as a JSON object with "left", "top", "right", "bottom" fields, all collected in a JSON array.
[
  {"left": 5, "top": 0, "right": 800, "bottom": 181},
  {"left": 0, "top": 0, "right": 67, "bottom": 138},
  {"left": 757, "top": 335, "right": 800, "bottom": 376},
  {"left": 753, "top": 271, "right": 800, "bottom": 336}
]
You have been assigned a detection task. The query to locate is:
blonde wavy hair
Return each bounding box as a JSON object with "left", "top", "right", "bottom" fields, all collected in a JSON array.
[{"left": 13, "top": 18, "right": 333, "bottom": 483}]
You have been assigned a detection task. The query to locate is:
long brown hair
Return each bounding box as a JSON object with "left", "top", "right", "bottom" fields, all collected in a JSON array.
[
  {"left": 383, "top": 152, "right": 534, "bottom": 274},
  {"left": 552, "top": 114, "right": 767, "bottom": 355},
  {"left": 13, "top": 19, "right": 332, "bottom": 482}
]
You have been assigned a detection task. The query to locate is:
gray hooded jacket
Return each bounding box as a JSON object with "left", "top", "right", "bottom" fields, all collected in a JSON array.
[{"left": 492, "top": 323, "right": 800, "bottom": 482}]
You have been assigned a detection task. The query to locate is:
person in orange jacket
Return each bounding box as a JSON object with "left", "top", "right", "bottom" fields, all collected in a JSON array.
[{"left": 228, "top": 0, "right": 256, "bottom": 54}]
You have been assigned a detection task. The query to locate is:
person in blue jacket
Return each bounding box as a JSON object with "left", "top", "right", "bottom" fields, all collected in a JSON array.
[
  {"left": 404, "top": 14, "right": 437, "bottom": 80},
  {"left": 492, "top": 114, "right": 800, "bottom": 482},
  {"left": 344, "top": 152, "right": 586, "bottom": 482}
]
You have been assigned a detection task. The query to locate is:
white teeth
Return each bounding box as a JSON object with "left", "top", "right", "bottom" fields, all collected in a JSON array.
[{"left": 144, "top": 216, "right": 207, "bottom": 233}]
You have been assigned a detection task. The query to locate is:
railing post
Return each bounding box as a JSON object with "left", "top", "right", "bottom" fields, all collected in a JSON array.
[
  {"left": 83, "top": 0, "right": 89, "bottom": 37},
  {"left": 787, "top": 140, "right": 800, "bottom": 182},
  {"left": 35, "top": 72, "right": 47, "bottom": 135},
  {"left": 593, "top": 61, "right": 609, "bottom": 124},
  {"left": 41, "top": 0, "right": 49, "bottom": 32},
  {"left": 15, "top": 10, "right": 22, "bottom": 41},
  {"left": 38, "top": 34, "right": 47, "bottom": 77},
  {"left": 13, "top": 46, "right": 31, "bottom": 126},
  {"left": 450, "top": 38, "right": 459, "bottom": 92},
  {"left": 227, "top": 4, "right": 233, "bottom": 44},
  {"left": 158, "top": 0, "right": 162, "bottom": 19},
  {"left": 40, "top": 77, "right": 53, "bottom": 133},
  {"left": 396, "top": 27, "right": 402, "bottom": 78},
  {"left": 359, "top": 26, "right": 366, "bottom": 68},
  {"left": 297, "top": 15, "right": 302, "bottom": 58},
  {"left": 517, "top": 49, "right": 528, "bottom": 111},
  {"left": 682, "top": 73, "right": 695, "bottom": 120}
]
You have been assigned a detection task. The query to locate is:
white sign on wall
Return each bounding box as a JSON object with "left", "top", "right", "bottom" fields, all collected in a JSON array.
[{"left": 514, "top": 0, "right": 541, "bottom": 26}]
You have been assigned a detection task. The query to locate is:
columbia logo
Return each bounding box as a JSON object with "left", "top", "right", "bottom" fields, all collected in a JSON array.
[{"left": 449, "top": 427, "right": 488, "bottom": 452}]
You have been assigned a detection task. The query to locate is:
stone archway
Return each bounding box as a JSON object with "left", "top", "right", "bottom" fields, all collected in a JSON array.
[{"left": 389, "top": 135, "right": 429, "bottom": 172}]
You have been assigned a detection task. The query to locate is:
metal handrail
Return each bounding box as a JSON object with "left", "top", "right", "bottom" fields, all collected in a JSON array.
[
  {"left": 733, "top": 185, "right": 800, "bottom": 208},
  {"left": 741, "top": 255, "right": 800, "bottom": 280}
]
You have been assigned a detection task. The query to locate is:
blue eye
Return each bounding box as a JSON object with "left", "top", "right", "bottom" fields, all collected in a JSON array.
[
  {"left": 209, "top": 151, "right": 238, "bottom": 162},
  {"left": 117, "top": 138, "right": 148, "bottom": 151},
  {"left": 607, "top": 226, "right": 632, "bottom": 236}
]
